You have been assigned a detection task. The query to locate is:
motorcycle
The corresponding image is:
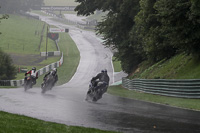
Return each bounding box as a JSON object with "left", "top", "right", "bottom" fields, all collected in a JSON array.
[
  {"left": 41, "top": 74, "right": 55, "bottom": 93},
  {"left": 24, "top": 76, "right": 33, "bottom": 91},
  {"left": 86, "top": 79, "right": 108, "bottom": 102}
]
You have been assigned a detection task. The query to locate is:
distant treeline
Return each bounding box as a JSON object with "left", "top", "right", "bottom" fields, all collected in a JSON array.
[
  {"left": 75, "top": 0, "right": 200, "bottom": 74},
  {"left": 0, "top": 0, "right": 44, "bottom": 14}
]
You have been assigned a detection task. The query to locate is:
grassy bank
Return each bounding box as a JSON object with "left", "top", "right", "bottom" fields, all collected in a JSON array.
[
  {"left": 0, "top": 111, "right": 117, "bottom": 133},
  {"left": 112, "top": 57, "right": 122, "bottom": 72},
  {"left": 109, "top": 53, "right": 200, "bottom": 111},
  {"left": 130, "top": 53, "right": 200, "bottom": 79}
]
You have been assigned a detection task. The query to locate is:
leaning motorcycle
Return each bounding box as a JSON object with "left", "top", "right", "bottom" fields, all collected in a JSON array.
[
  {"left": 41, "top": 74, "right": 55, "bottom": 93},
  {"left": 24, "top": 76, "right": 33, "bottom": 91},
  {"left": 86, "top": 80, "right": 107, "bottom": 102}
]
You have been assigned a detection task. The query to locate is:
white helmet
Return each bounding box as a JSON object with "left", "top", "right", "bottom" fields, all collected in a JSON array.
[{"left": 53, "top": 68, "right": 57, "bottom": 72}]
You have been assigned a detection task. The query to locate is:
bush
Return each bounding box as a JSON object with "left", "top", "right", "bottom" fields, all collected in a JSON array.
[{"left": 0, "top": 49, "right": 17, "bottom": 80}]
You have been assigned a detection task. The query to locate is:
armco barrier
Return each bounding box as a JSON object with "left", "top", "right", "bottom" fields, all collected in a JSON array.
[
  {"left": 0, "top": 80, "right": 11, "bottom": 86},
  {"left": 40, "top": 51, "right": 60, "bottom": 56},
  {"left": 0, "top": 52, "right": 63, "bottom": 87},
  {"left": 122, "top": 78, "right": 200, "bottom": 99}
]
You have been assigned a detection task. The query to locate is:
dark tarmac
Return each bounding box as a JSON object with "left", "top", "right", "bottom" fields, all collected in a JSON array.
[{"left": 1, "top": 86, "right": 200, "bottom": 133}]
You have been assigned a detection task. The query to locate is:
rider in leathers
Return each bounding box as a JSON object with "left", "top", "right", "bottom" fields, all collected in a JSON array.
[
  {"left": 24, "top": 67, "right": 38, "bottom": 87},
  {"left": 91, "top": 69, "right": 110, "bottom": 94},
  {"left": 42, "top": 68, "right": 58, "bottom": 87}
]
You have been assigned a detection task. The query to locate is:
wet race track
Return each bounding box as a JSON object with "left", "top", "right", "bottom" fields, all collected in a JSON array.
[{"left": 1, "top": 14, "right": 200, "bottom": 133}]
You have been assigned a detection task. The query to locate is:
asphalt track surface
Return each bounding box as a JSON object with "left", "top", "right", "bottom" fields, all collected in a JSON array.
[{"left": 0, "top": 14, "right": 200, "bottom": 133}]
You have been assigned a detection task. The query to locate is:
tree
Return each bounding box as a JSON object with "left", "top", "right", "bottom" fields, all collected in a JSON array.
[
  {"left": 0, "top": 49, "right": 17, "bottom": 80},
  {"left": 76, "top": 0, "right": 200, "bottom": 74},
  {"left": 154, "top": 0, "right": 200, "bottom": 57},
  {"left": 75, "top": 0, "right": 142, "bottom": 73},
  {"left": 134, "top": 0, "right": 177, "bottom": 63}
]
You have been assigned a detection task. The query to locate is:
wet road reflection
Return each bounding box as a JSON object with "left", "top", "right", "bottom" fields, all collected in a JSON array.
[
  {"left": 87, "top": 95, "right": 200, "bottom": 133},
  {"left": 1, "top": 76, "right": 200, "bottom": 133}
]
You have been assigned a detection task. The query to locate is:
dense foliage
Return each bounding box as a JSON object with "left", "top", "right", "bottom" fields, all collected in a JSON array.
[
  {"left": 75, "top": 0, "right": 142, "bottom": 73},
  {"left": 0, "top": 0, "right": 44, "bottom": 13},
  {"left": 0, "top": 49, "right": 17, "bottom": 80},
  {"left": 75, "top": 0, "right": 200, "bottom": 74}
]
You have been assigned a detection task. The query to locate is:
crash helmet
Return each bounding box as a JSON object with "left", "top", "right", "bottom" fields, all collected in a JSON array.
[
  {"left": 52, "top": 68, "right": 57, "bottom": 76},
  {"left": 32, "top": 67, "right": 36, "bottom": 71},
  {"left": 53, "top": 68, "right": 57, "bottom": 73},
  {"left": 104, "top": 69, "right": 107, "bottom": 73}
]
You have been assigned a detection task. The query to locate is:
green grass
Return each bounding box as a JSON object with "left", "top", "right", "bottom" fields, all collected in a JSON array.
[
  {"left": 130, "top": 53, "right": 200, "bottom": 79},
  {"left": 40, "top": 25, "right": 58, "bottom": 52},
  {"left": 55, "top": 33, "right": 80, "bottom": 85},
  {"left": 108, "top": 85, "right": 200, "bottom": 111},
  {"left": 109, "top": 53, "right": 200, "bottom": 111},
  {"left": 0, "top": 15, "right": 41, "bottom": 54},
  {"left": 0, "top": 111, "right": 117, "bottom": 133},
  {"left": 176, "top": 56, "right": 200, "bottom": 79},
  {"left": 112, "top": 57, "right": 122, "bottom": 72},
  {"left": 39, "top": 56, "right": 60, "bottom": 65},
  {"left": 0, "top": 15, "right": 56, "bottom": 55}
]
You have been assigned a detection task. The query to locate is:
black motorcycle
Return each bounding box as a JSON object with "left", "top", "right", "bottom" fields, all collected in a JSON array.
[
  {"left": 41, "top": 74, "right": 55, "bottom": 93},
  {"left": 24, "top": 76, "right": 33, "bottom": 91},
  {"left": 86, "top": 80, "right": 108, "bottom": 102}
]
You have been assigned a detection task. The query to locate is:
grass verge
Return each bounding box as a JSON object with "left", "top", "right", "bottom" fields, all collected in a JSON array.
[
  {"left": 112, "top": 57, "right": 122, "bottom": 72},
  {"left": 0, "top": 111, "right": 117, "bottom": 133},
  {"left": 110, "top": 53, "right": 200, "bottom": 111},
  {"left": 108, "top": 84, "right": 200, "bottom": 111},
  {"left": 56, "top": 33, "right": 80, "bottom": 85},
  {"left": 130, "top": 53, "right": 200, "bottom": 79}
]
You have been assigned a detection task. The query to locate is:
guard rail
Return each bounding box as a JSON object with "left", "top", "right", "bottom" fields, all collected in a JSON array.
[
  {"left": 0, "top": 52, "right": 63, "bottom": 87},
  {"left": 122, "top": 78, "right": 200, "bottom": 99}
]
